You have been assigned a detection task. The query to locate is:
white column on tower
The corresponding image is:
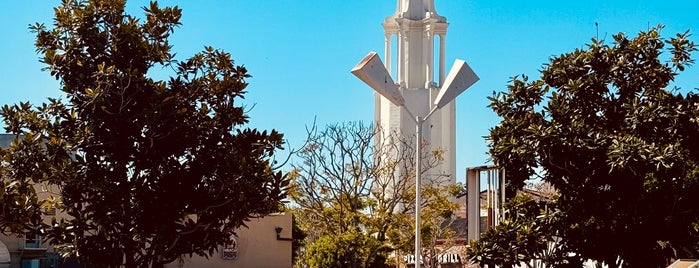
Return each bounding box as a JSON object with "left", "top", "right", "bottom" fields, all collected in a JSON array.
[
  {"left": 439, "top": 33, "right": 446, "bottom": 84},
  {"left": 384, "top": 33, "right": 392, "bottom": 74},
  {"left": 424, "top": 28, "right": 433, "bottom": 90}
]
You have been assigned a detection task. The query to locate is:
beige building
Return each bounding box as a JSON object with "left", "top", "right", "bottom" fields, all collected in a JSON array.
[
  {"left": 0, "top": 172, "right": 65, "bottom": 267},
  {"left": 0, "top": 213, "right": 292, "bottom": 268},
  {"left": 0, "top": 232, "right": 59, "bottom": 268},
  {"left": 165, "top": 213, "right": 293, "bottom": 268}
]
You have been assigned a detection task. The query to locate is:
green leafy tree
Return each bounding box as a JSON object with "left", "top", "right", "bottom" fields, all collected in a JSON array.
[
  {"left": 486, "top": 25, "right": 699, "bottom": 267},
  {"left": 468, "top": 193, "right": 578, "bottom": 268},
  {"left": 305, "top": 231, "right": 384, "bottom": 268},
  {"left": 289, "top": 122, "right": 459, "bottom": 268},
  {"left": 0, "top": 0, "right": 288, "bottom": 267}
]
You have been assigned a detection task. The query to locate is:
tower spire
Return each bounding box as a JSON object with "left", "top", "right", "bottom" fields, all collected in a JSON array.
[
  {"left": 378, "top": 0, "right": 454, "bottom": 180},
  {"left": 384, "top": 0, "right": 447, "bottom": 90},
  {"left": 394, "top": 0, "right": 441, "bottom": 20}
]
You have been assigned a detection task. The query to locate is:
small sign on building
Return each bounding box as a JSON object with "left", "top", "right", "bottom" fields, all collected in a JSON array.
[{"left": 221, "top": 235, "right": 238, "bottom": 260}]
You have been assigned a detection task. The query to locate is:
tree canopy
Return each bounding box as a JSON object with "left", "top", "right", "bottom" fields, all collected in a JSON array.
[
  {"left": 0, "top": 0, "right": 288, "bottom": 267},
  {"left": 484, "top": 26, "right": 699, "bottom": 267},
  {"left": 289, "top": 122, "right": 460, "bottom": 268}
]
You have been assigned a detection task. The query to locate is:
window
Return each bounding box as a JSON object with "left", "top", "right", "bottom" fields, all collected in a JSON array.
[{"left": 22, "top": 232, "right": 40, "bottom": 248}]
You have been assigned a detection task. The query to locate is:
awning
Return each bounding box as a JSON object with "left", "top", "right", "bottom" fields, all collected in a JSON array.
[{"left": 667, "top": 259, "right": 699, "bottom": 268}]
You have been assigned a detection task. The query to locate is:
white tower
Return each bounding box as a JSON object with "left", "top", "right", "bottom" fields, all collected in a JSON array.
[
  {"left": 353, "top": 1, "right": 478, "bottom": 263},
  {"left": 378, "top": 0, "right": 454, "bottom": 182}
]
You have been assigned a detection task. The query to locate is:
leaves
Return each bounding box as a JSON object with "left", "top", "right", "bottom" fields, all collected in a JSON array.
[
  {"left": 1, "top": 1, "right": 287, "bottom": 267},
  {"left": 485, "top": 26, "right": 699, "bottom": 267}
]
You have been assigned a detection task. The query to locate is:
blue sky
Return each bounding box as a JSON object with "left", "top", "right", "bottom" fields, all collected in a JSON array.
[{"left": 1, "top": 0, "right": 698, "bottom": 183}]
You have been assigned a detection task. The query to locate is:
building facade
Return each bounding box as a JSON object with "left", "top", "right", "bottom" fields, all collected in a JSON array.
[{"left": 165, "top": 213, "right": 293, "bottom": 268}]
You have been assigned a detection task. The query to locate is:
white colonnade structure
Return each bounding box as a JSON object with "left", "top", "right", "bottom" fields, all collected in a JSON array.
[{"left": 352, "top": 0, "right": 479, "bottom": 266}]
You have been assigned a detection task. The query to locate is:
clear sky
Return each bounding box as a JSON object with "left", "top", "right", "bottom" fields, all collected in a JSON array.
[{"left": 1, "top": 0, "right": 698, "bottom": 183}]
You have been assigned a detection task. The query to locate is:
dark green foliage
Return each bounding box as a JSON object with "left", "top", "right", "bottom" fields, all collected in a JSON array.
[
  {"left": 485, "top": 26, "right": 699, "bottom": 267},
  {"left": 468, "top": 194, "right": 579, "bottom": 268},
  {"left": 305, "top": 232, "right": 385, "bottom": 268},
  {"left": 0, "top": 0, "right": 288, "bottom": 267}
]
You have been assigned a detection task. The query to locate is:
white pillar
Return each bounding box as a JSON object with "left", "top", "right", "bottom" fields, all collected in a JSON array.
[
  {"left": 424, "top": 29, "right": 433, "bottom": 90},
  {"left": 467, "top": 168, "right": 480, "bottom": 241},
  {"left": 400, "top": 29, "right": 406, "bottom": 87},
  {"left": 439, "top": 34, "right": 446, "bottom": 85},
  {"left": 385, "top": 34, "right": 392, "bottom": 74}
]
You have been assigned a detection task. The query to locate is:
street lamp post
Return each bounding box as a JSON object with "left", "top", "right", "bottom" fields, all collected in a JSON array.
[{"left": 352, "top": 51, "right": 478, "bottom": 267}]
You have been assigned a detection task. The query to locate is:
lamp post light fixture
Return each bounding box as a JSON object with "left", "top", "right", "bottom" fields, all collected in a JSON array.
[{"left": 352, "top": 51, "right": 478, "bottom": 266}]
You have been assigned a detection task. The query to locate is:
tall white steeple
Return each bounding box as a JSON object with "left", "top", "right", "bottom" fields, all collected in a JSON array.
[{"left": 378, "top": 0, "right": 455, "bottom": 182}]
